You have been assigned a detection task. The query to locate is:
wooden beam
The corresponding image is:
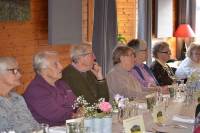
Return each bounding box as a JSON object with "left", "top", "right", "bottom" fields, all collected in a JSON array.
[{"left": 87, "top": 0, "right": 94, "bottom": 42}]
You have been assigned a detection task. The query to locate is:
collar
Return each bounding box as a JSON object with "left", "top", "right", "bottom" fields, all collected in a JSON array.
[
  {"left": 35, "top": 74, "right": 58, "bottom": 88},
  {"left": 71, "top": 63, "right": 88, "bottom": 73},
  {"left": 135, "top": 63, "right": 145, "bottom": 68},
  {"left": 114, "top": 64, "right": 131, "bottom": 73},
  {"left": 155, "top": 59, "right": 168, "bottom": 68}
]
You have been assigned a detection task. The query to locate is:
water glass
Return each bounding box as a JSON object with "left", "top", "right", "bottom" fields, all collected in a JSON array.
[
  {"left": 118, "top": 108, "right": 124, "bottom": 122},
  {"left": 76, "top": 127, "right": 91, "bottom": 133},
  {"left": 0, "top": 128, "right": 16, "bottom": 133},
  {"left": 66, "top": 122, "right": 81, "bottom": 133},
  {"left": 0, "top": 130, "right": 7, "bottom": 133},
  {"left": 40, "top": 123, "right": 49, "bottom": 133}
]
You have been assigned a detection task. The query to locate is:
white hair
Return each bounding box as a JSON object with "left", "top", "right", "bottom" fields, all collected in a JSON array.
[
  {"left": 70, "top": 43, "right": 92, "bottom": 63},
  {"left": 0, "top": 57, "right": 17, "bottom": 74},
  {"left": 33, "top": 51, "right": 58, "bottom": 74}
]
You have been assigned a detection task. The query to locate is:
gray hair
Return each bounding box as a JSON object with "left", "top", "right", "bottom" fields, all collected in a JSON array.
[
  {"left": 0, "top": 57, "right": 17, "bottom": 74},
  {"left": 33, "top": 51, "right": 58, "bottom": 73},
  {"left": 70, "top": 43, "right": 92, "bottom": 63},
  {"left": 152, "top": 41, "right": 169, "bottom": 58},
  {"left": 187, "top": 42, "right": 200, "bottom": 58},
  {"left": 127, "top": 39, "right": 146, "bottom": 51}
]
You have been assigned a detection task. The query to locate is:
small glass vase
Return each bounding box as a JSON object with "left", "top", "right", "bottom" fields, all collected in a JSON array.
[
  {"left": 93, "top": 118, "right": 102, "bottom": 133},
  {"left": 102, "top": 116, "right": 112, "bottom": 133},
  {"left": 84, "top": 117, "right": 94, "bottom": 132}
]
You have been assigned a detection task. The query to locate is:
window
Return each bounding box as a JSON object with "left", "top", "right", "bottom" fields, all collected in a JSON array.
[{"left": 196, "top": 0, "right": 200, "bottom": 36}]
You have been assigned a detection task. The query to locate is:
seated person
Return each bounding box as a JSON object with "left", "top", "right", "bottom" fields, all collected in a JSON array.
[
  {"left": 195, "top": 97, "right": 200, "bottom": 118},
  {"left": 24, "top": 51, "right": 76, "bottom": 126},
  {"left": 194, "top": 98, "right": 200, "bottom": 133},
  {"left": 176, "top": 43, "right": 200, "bottom": 79},
  {"left": 106, "top": 46, "right": 149, "bottom": 100},
  {"left": 62, "top": 43, "right": 109, "bottom": 104},
  {"left": 0, "top": 57, "right": 39, "bottom": 132},
  {"left": 127, "top": 39, "right": 158, "bottom": 89},
  {"left": 150, "top": 41, "right": 175, "bottom": 86}
]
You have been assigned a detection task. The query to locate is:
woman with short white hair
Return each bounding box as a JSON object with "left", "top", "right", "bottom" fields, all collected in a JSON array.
[
  {"left": 0, "top": 57, "right": 39, "bottom": 132},
  {"left": 24, "top": 51, "right": 76, "bottom": 126},
  {"left": 176, "top": 43, "right": 200, "bottom": 79}
]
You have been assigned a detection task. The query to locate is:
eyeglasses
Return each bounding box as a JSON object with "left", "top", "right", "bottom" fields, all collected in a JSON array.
[
  {"left": 159, "top": 51, "right": 171, "bottom": 54},
  {"left": 138, "top": 49, "right": 147, "bottom": 52},
  {"left": 7, "top": 68, "right": 21, "bottom": 75},
  {"left": 80, "top": 52, "right": 93, "bottom": 57}
]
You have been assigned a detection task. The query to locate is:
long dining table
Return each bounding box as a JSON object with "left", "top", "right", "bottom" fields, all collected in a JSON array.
[{"left": 48, "top": 97, "right": 197, "bottom": 133}]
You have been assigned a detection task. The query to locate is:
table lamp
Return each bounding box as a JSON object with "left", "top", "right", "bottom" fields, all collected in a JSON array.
[{"left": 174, "top": 24, "right": 195, "bottom": 49}]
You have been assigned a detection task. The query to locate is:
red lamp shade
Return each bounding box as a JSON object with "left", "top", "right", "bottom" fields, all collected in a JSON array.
[{"left": 174, "top": 24, "right": 195, "bottom": 37}]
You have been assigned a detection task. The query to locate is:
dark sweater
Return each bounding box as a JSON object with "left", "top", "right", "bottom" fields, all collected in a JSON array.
[
  {"left": 150, "top": 60, "right": 174, "bottom": 86},
  {"left": 62, "top": 64, "right": 109, "bottom": 104}
]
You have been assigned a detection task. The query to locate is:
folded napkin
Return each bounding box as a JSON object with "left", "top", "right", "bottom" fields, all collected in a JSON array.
[
  {"left": 138, "top": 103, "right": 147, "bottom": 109},
  {"left": 172, "top": 115, "right": 194, "bottom": 124},
  {"left": 172, "top": 97, "right": 185, "bottom": 103},
  {"left": 49, "top": 126, "right": 66, "bottom": 133}
]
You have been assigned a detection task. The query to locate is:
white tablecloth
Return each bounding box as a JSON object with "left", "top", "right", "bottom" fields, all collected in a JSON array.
[{"left": 112, "top": 100, "right": 196, "bottom": 133}]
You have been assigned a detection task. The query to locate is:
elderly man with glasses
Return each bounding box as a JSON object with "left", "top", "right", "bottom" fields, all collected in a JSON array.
[
  {"left": 0, "top": 57, "right": 39, "bottom": 132},
  {"left": 62, "top": 43, "right": 109, "bottom": 104},
  {"left": 23, "top": 51, "right": 76, "bottom": 126}
]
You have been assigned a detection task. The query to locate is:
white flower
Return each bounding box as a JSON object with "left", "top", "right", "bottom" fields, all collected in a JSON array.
[{"left": 114, "top": 94, "right": 124, "bottom": 103}]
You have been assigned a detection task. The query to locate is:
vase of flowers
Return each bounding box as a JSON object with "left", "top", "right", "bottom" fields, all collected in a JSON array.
[
  {"left": 73, "top": 96, "right": 113, "bottom": 133},
  {"left": 97, "top": 100, "right": 112, "bottom": 133}
]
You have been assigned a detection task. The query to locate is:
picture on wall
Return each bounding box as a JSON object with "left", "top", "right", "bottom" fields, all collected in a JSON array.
[{"left": 0, "top": 0, "right": 30, "bottom": 21}]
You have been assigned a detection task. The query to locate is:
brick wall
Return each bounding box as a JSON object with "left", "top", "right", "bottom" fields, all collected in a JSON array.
[
  {"left": 117, "top": 0, "right": 137, "bottom": 43},
  {"left": 0, "top": 0, "right": 88, "bottom": 94}
]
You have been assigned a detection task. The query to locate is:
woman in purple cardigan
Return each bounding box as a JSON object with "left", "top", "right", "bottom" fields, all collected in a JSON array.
[{"left": 127, "top": 39, "right": 158, "bottom": 90}]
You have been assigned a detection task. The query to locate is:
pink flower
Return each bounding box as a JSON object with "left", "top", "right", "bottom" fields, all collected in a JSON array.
[{"left": 98, "top": 102, "right": 112, "bottom": 113}]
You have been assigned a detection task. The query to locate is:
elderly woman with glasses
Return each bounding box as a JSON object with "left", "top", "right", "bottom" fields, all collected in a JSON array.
[
  {"left": 0, "top": 57, "right": 39, "bottom": 132},
  {"left": 150, "top": 41, "right": 175, "bottom": 86},
  {"left": 176, "top": 43, "right": 200, "bottom": 80},
  {"left": 24, "top": 51, "right": 76, "bottom": 126},
  {"left": 62, "top": 43, "right": 109, "bottom": 104},
  {"left": 106, "top": 45, "right": 149, "bottom": 100},
  {"left": 127, "top": 39, "right": 158, "bottom": 89}
]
